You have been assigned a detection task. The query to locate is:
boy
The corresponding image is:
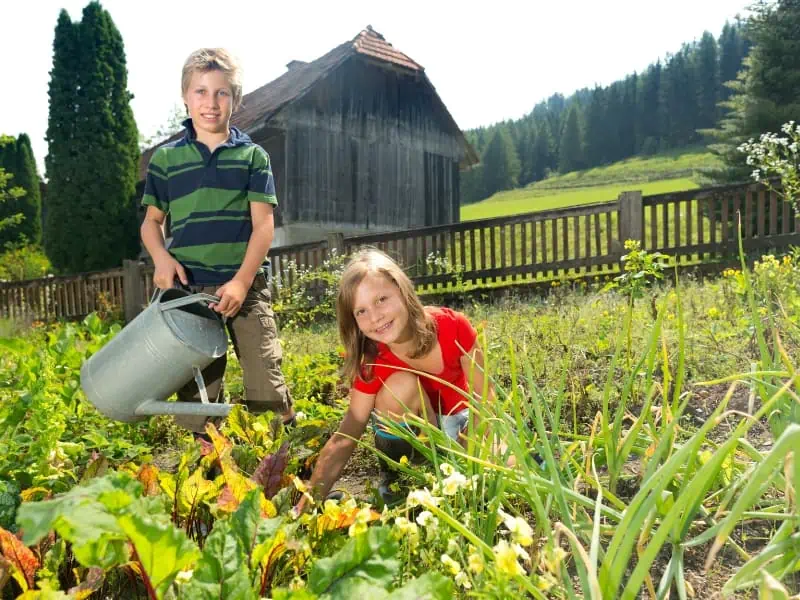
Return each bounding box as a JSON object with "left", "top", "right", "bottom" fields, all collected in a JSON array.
[{"left": 140, "top": 48, "right": 294, "bottom": 433}]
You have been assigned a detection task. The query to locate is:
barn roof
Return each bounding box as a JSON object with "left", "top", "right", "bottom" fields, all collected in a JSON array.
[{"left": 139, "top": 26, "right": 478, "bottom": 179}]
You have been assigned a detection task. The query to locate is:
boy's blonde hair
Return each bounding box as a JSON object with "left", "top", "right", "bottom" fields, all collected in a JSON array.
[
  {"left": 181, "top": 48, "right": 243, "bottom": 111},
  {"left": 337, "top": 247, "right": 436, "bottom": 385}
]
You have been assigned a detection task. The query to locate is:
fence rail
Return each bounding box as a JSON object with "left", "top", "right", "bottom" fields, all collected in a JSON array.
[{"left": 2, "top": 181, "right": 798, "bottom": 323}]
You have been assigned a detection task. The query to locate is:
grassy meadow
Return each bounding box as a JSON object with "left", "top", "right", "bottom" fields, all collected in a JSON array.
[{"left": 460, "top": 147, "right": 720, "bottom": 221}]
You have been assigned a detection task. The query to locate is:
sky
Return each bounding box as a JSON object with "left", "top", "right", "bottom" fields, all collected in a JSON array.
[{"left": 1, "top": 0, "right": 752, "bottom": 176}]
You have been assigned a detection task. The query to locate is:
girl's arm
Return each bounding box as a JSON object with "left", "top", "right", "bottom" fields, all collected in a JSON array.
[{"left": 296, "top": 389, "right": 375, "bottom": 510}]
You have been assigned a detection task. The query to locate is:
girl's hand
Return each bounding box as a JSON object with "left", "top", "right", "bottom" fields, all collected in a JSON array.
[
  {"left": 212, "top": 279, "right": 249, "bottom": 318},
  {"left": 153, "top": 256, "right": 188, "bottom": 289}
]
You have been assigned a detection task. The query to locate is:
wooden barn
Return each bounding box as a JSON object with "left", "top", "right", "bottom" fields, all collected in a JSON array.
[{"left": 139, "top": 26, "right": 478, "bottom": 247}]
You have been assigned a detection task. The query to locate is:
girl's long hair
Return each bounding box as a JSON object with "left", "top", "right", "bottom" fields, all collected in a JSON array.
[{"left": 337, "top": 247, "right": 436, "bottom": 384}]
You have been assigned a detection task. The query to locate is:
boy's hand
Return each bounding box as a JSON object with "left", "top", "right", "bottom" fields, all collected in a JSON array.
[
  {"left": 153, "top": 256, "right": 188, "bottom": 289},
  {"left": 212, "top": 279, "right": 248, "bottom": 318}
]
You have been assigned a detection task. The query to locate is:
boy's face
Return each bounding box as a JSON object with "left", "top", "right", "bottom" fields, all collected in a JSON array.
[{"left": 183, "top": 69, "right": 234, "bottom": 140}]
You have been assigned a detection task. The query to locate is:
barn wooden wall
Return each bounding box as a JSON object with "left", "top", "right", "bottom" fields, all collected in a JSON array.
[{"left": 273, "top": 57, "right": 464, "bottom": 232}]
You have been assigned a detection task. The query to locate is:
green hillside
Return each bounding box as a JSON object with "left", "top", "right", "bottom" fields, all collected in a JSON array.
[{"left": 461, "top": 148, "right": 720, "bottom": 221}]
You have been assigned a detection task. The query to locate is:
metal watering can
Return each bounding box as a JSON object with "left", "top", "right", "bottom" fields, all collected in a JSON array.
[{"left": 80, "top": 288, "right": 233, "bottom": 423}]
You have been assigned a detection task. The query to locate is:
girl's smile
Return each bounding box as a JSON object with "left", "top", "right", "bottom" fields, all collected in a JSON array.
[{"left": 352, "top": 273, "right": 411, "bottom": 346}]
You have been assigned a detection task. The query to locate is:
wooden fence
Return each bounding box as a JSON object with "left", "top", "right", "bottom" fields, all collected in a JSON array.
[{"left": 2, "top": 181, "right": 798, "bottom": 323}]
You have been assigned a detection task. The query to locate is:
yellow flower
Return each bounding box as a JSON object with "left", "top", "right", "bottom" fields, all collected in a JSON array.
[
  {"left": 707, "top": 307, "right": 720, "bottom": 319},
  {"left": 498, "top": 509, "right": 534, "bottom": 546},
  {"left": 399, "top": 455, "right": 409, "bottom": 466},
  {"left": 440, "top": 553, "right": 461, "bottom": 576},
  {"left": 467, "top": 546, "right": 484, "bottom": 574},
  {"left": 493, "top": 540, "right": 524, "bottom": 576},
  {"left": 348, "top": 506, "right": 373, "bottom": 537}
]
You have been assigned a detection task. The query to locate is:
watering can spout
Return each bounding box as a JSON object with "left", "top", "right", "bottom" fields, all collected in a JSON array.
[{"left": 134, "top": 399, "right": 233, "bottom": 418}]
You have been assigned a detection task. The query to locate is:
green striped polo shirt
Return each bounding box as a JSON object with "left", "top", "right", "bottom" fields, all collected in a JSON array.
[{"left": 141, "top": 119, "right": 277, "bottom": 285}]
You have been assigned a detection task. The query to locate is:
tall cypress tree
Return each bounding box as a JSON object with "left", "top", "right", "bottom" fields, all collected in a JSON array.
[
  {"left": 12, "top": 135, "right": 42, "bottom": 245},
  {"left": 45, "top": 2, "right": 140, "bottom": 273}
]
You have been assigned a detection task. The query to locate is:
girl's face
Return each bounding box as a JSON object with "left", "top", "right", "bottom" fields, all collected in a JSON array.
[{"left": 352, "top": 272, "right": 411, "bottom": 346}]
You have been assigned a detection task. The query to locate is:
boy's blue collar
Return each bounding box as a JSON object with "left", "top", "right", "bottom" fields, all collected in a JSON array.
[{"left": 181, "top": 118, "right": 251, "bottom": 147}]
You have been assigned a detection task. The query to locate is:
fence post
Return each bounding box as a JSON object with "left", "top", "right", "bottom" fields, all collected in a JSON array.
[
  {"left": 617, "top": 190, "right": 644, "bottom": 252},
  {"left": 327, "top": 232, "right": 345, "bottom": 259},
  {"left": 122, "top": 259, "right": 144, "bottom": 323}
]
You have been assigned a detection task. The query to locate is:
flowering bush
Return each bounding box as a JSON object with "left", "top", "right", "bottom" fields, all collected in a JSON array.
[{"left": 739, "top": 121, "right": 800, "bottom": 209}]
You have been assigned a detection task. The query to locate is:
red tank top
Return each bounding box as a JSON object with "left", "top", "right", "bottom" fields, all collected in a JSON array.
[{"left": 352, "top": 306, "right": 478, "bottom": 415}]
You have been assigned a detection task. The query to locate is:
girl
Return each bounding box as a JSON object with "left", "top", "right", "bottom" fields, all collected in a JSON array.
[{"left": 297, "top": 248, "right": 504, "bottom": 508}]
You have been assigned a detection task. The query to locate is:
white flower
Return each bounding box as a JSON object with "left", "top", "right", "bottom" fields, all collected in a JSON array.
[
  {"left": 455, "top": 571, "right": 472, "bottom": 589},
  {"left": 406, "top": 488, "right": 442, "bottom": 509},
  {"left": 175, "top": 570, "right": 193, "bottom": 584},
  {"left": 416, "top": 510, "right": 438, "bottom": 529},
  {"left": 441, "top": 471, "right": 468, "bottom": 495},
  {"left": 439, "top": 462, "right": 455, "bottom": 476},
  {"left": 447, "top": 537, "right": 460, "bottom": 554}
]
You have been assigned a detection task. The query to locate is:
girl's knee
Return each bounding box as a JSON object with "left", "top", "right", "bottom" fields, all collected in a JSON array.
[{"left": 375, "top": 371, "right": 426, "bottom": 416}]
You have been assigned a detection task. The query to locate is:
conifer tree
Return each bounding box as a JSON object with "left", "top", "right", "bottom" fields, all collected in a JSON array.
[
  {"left": 13, "top": 135, "right": 42, "bottom": 245},
  {"left": 708, "top": 0, "right": 800, "bottom": 182},
  {"left": 45, "top": 2, "right": 140, "bottom": 273},
  {"left": 558, "top": 105, "right": 584, "bottom": 174},
  {"left": 481, "top": 128, "right": 521, "bottom": 196}
]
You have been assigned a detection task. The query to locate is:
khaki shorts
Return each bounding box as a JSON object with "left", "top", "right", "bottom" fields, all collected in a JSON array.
[{"left": 173, "top": 272, "right": 292, "bottom": 432}]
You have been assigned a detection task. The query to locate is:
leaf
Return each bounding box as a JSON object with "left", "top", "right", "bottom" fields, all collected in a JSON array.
[
  {"left": 137, "top": 464, "right": 161, "bottom": 496},
  {"left": 386, "top": 572, "right": 453, "bottom": 599},
  {"left": 252, "top": 442, "right": 290, "bottom": 499},
  {"left": 67, "top": 567, "right": 104, "bottom": 600},
  {"left": 0, "top": 525, "right": 39, "bottom": 590},
  {"left": 19, "top": 487, "right": 50, "bottom": 503},
  {"left": 80, "top": 453, "right": 109, "bottom": 482},
  {"left": 230, "top": 488, "right": 282, "bottom": 568},
  {"left": 759, "top": 571, "right": 792, "bottom": 600},
  {"left": 180, "top": 519, "right": 256, "bottom": 600},
  {"left": 14, "top": 580, "right": 71, "bottom": 598},
  {"left": 309, "top": 527, "right": 399, "bottom": 596},
  {"left": 315, "top": 506, "right": 380, "bottom": 536},
  {"left": 225, "top": 404, "right": 252, "bottom": 443},
  {"left": 177, "top": 468, "right": 215, "bottom": 517},
  {"left": 118, "top": 512, "right": 200, "bottom": 600},
  {"left": 206, "top": 422, "right": 234, "bottom": 465},
  {"left": 271, "top": 589, "right": 318, "bottom": 600}
]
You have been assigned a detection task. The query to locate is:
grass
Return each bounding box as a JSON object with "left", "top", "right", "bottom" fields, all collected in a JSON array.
[
  {"left": 460, "top": 147, "right": 722, "bottom": 222},
  {"left": 3, "top": 244, "right": 800, "bottom": 598},
  {"left": 461, "top": 178, "right": 699, "bottom": 221}
]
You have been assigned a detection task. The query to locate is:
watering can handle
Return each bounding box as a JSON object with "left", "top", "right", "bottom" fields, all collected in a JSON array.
[{"left": 159, "top": 293, "right": 222, "bottom": 312}]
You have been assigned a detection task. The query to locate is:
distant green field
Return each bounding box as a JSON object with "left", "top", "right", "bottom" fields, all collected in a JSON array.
[
  {"left": 461, "top": 178, "right": 699, "bottom": 221},
  {"left": 460, "top": 148, "right": 720, "bottom": 221}
]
